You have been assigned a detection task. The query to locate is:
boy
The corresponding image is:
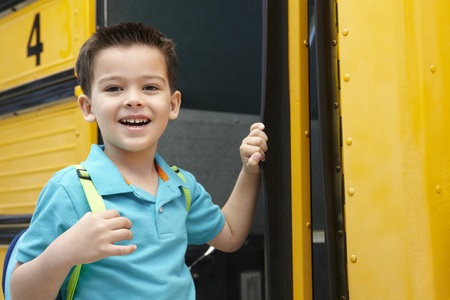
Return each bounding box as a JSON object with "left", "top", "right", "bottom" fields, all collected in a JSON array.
[{"left": 9, "top": 23, "right": 268, "bottom": 299}]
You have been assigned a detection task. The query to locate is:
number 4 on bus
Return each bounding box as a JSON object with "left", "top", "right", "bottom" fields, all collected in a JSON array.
[{"left": 27, "top": 13, "right": 44, "bottom": 66}]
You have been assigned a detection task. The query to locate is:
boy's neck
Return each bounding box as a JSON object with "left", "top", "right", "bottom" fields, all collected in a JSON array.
[{"left": 104, "top": 147, "right": 159, "bottom": 195}]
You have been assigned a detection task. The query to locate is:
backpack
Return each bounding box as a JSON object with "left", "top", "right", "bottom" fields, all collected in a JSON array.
[{"left": 2, "top": 164, "right": 190, "bottom": 300}]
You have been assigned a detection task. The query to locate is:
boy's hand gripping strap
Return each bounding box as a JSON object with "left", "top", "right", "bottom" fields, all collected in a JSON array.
[
  {"left": 67, "top": 165, "right": 106, "bottom": 300},
  {"left": 66, "top": 165, "right": 188, "bottom": 299}
]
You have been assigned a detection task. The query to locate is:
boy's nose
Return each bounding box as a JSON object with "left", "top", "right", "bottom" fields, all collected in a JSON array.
[
  {"left": 124, "top": 97, "right": 144, "bottom": 107},
  {"left": 125, "top": 101, "right": 143, "bottom": 107}
]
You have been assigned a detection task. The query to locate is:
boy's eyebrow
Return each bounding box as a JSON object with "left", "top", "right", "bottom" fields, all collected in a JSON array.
[
  {"left": 141, "top": 74, "right": 167, "bottom": 83},
  {"left": 97, "top": 74, "right": 167, "bottom": 85}
]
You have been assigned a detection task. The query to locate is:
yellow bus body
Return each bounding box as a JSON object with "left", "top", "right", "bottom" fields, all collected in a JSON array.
[
  {"left": 338, "top": 0, "right": 450, "bottom": 298},
  {"left": 0, "top": 100, "right": 97, "bottom": 298},
  {"left": 0, "top": 0, "right": 95, "bottom": 91},
  {"left": 0, "top": 2, "right": 95, "bottom": 296},
  {"left": 288, "top": 0, "right": 312, "bottom": 299},
  {"left": 0, "top": 100, "right": 96, "bottom": 214},
  {"left": 288, "top": 0, "right": 450, "bottom": 298}
]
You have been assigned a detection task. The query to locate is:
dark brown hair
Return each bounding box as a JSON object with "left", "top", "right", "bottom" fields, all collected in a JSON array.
[{"left": 75, "top": 22, "right": 179, "bottom": 96}]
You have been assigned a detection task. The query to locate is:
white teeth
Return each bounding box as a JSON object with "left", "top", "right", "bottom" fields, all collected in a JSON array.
[{"left": 120, "top": 119, "right": 150, "bottom": 126}]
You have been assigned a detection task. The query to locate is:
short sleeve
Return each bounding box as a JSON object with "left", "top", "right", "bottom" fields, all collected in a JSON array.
[
  {"left": 183, "top": 171, "right": 225, "bottom": 245},
  {"left": 16, "top": 168, "right": 88, "bottom": 263}
]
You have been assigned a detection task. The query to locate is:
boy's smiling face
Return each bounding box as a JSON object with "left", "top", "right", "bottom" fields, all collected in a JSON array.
[{"left": 78, "top": 45, "right": 181, "bottom": 157}]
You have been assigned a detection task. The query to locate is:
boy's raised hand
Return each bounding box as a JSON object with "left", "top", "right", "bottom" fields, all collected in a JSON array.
[
  {"left": 53, "top": 210, "right": 136, "bottom": 267},
  {"left": 208, "top": 122, "right": 268, "bottom": 252},
  {"left": 240, "top": 122, "right": 268, "bottom": 174}
]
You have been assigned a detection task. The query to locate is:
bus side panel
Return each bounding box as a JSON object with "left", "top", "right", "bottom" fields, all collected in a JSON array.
[
  {"left": 0, "top": 100, "right": 97, "bottom": 290},
  {"left": 0, "top": 100, "right": 96, "bottom": 213},
  {"left": 421, "top": 1, "right": 450, "bottom": 295},
  {"left": 339, "top": 0, "right": 450, "bottom": 298},
  {"left": 0, "top": 0, "right": 95, "bottom": 91},
  {"left": 288, "top": 0, "right": 312, "bottom": 299}
]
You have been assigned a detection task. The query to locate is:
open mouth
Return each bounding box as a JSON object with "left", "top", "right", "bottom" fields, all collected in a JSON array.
[{"left": 119, "top": 118, "right": 150, "bottom": 127}]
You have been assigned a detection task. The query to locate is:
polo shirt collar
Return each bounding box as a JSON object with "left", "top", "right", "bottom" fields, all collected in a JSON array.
[
  {"left": 81, "top": 145, "right": 188, "bottom": 196},
  {"left": 154, "top": 153, "right": 188, "bottom": 189}
]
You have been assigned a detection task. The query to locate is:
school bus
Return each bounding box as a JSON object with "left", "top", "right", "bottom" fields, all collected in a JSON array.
[{"left": 0, "top": 0, "right": 449, "bottom": 299}]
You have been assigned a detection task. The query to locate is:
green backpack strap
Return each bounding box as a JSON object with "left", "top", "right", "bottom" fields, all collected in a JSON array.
[
  {"left": 66, "top": 165, "right": 188, "bottom": 299},
  {"left": 171, "top": 166, "right": 191, "bottom": 212},
  {"left": 67, "top": 165, "right": 106, "bottom": 300},
  {"left": 73, "top": 164, "right": 106, "bottom": 213}
]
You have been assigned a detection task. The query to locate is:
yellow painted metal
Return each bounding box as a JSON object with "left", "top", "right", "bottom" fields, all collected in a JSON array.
[
  {"left": 0, "top": 100, "right": 97, "bottom": 300},
  {"left": 0, "top": 0, "right": 95, "bottom": 91},
  {"left": 339, "top": 0, "right": 450, "bottom": 298},
  {"left": 0, "top": 100, "right": 97, "bottom": 214},
  {"left": 288, "top": 0, "right": 312, "bottom": 299},
  {"left": 0, "top": 245, "right": 6, "bottom": 300}
]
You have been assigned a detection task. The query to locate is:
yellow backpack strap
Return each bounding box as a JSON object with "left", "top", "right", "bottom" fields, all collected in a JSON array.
[
  {"left": 73, "top": 164, "right": 106, "bottom": 213},
  {"left": 171, "top": 166, "right": 192, "bottom": 213},
  {"left": 66, "top": 265, "right": 81, "bottom": 300},
  {"left": 67, "top": 165, "right": 106, "bottom": 300}
]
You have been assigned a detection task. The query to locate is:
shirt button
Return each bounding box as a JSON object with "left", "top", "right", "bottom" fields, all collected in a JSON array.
[{"left": 159, "top": 206, "right": 164, "bottom": 213}]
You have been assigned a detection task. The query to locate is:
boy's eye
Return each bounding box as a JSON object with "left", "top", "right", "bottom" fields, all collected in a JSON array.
[
  {"left": 105, "top": 86, "right": 122, "bottom": 92},
  {"left": 144, "top": 85, "right": 158, "bottom": 91}
]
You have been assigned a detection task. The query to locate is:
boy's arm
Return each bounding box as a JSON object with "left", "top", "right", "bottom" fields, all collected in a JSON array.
[
  {"left": 10, "top": 210, "right": 136, "bottom": 300},
  {"left": 208, "top": 122, "right": 268, "bottom": 252}
]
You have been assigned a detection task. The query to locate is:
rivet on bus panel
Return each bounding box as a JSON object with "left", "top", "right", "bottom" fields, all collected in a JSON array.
[
  {"left": 343, "top": 74, "right": 351, "bottom": 82},
  {"left": 430, "top": 65, "right": 437, "bottom": 73},
  {"left": 436, "top": 185, "right": 441, "bottom": 194},
  {"left": 348, "top": 188, "right": 355, "bottom": 196},
  {"left": 342, "top": 28, "right": 349, "bottom": 36},
  {"left": 346, "top": 137, "right": 353, "bottom": 145},
  {"left": 350, "top": 254, "right": 357, "bottom": 263},
  {"left": 303, "top": 40, "right": 309, "bottom": 46},
  {"left": 306, "top": 222, "right": 311, "bottom": 229},
  {"left": 304, "top": 131, "right": 310, "bottom": 137}
]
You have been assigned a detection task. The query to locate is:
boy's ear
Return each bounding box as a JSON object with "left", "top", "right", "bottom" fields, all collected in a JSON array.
[
  {"left": 169, "top": 90, "right": 181, "bottom": 120},
  {"left": 78, "top": 94, "right": 97, "bottom": 122}
]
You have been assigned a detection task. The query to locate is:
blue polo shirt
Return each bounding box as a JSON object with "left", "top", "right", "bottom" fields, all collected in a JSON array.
[{"left": 16, "top": 145, "right": 225, "bottom": 299}]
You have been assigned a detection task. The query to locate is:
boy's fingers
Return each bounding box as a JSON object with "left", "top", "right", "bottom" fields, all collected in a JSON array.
[
  {"left": 110, "top": 228, "right": 134, "bottom": 242},
  {"left": 250, "top": 122, "right": 265, "bottom": 131},
  {"left": 108, "top": 217, "right": 133, "bottom": 230},
  {"left": 242, "top": 137, "right": 268, "bottom": 156},
  {"left": 246, "top": 126, "right": 268, "bottom": 150},
  {"left": 82, "top": 210, "right": 133, "bottom": 232},
  {"left": 247, "top": 152, "right": 262, "bottom": 167},
  {"left": 109, "top": 244, "right": 137, "bottom": 256},
  {"left": 96, "top": 209, "right": 121, "bottom": 219}
]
